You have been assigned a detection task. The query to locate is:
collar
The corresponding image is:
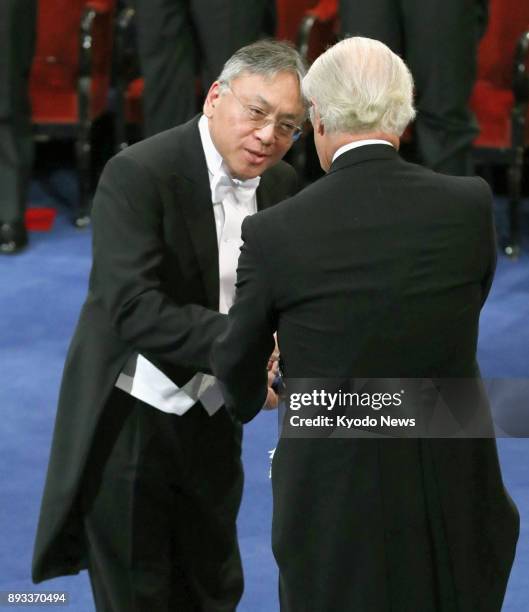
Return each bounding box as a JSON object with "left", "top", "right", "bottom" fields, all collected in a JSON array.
[
  {"left": 332, "top": 139, "right": 394, "bottom": 164},
  {"left": 198, "top": 115, "right": 261, "bottom": 204},
  {"left": 198, "top": 114, "right": 224, "bottom": 180}
]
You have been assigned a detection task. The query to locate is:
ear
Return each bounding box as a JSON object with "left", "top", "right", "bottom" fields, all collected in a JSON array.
[
  {"left": 203, "top": 81, "right": 222, "bottom": 117},
  {"left": 311, "top": 100, "right": 325, "bottom": 136}
]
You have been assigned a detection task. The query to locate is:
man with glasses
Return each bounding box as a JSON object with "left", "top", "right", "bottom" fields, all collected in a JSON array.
[{"left": 32, "top": 40, "right": 306, "bottom": 611}]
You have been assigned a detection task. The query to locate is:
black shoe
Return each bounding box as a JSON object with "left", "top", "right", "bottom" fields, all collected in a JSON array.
[{"left": 0, "top": 222, "right": 28, "bottom": 254}]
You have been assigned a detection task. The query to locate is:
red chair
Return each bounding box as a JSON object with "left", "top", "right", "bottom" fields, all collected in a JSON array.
[
  {"left": 276, "top": 0, "right": 319, "bottom": 43},
  {"left": 30, "top": 0, "right": 115, "bottom": 225},
  {"left": 470, "top": 0, "right": 529, "bottom": 257},
  {"left": 297, "top": 0, "right": 339, "bottom": 65},
  {"left": 275, "top": 0, "right": 339, "bottom": 67},
  {"left": 275, "top": 0, "right": 338, "bottom": 178},
  {"left": 114, "top": 3, "right": 143, "bottom": 152}
]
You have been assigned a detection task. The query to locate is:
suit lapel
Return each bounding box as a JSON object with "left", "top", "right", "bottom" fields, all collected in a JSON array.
[
  {"left": 170, "top": 117, "right": 220, "bottom": 310},
  {"left": 256, "top": 169, "right": 280, "bottom": 211}
]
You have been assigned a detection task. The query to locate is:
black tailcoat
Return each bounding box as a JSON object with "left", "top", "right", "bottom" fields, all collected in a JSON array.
[
  {"left": 212, "top": 145, "right": 519, "bottom": 611},
  {"left": 32, "top": 116, "right": 298, "bottom": 583}
]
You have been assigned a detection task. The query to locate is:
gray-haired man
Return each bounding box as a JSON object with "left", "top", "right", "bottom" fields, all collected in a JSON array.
[
  {"left": 212, "top": 37, "right": 518, "bottom": 611},
  {"left": 32, "top": 40, "right": 306, "bottom": 611}
]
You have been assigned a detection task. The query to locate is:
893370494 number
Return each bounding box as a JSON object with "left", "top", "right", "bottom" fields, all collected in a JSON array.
[{"left": 0, "top": 591, "right": 69, "bottom": 606}]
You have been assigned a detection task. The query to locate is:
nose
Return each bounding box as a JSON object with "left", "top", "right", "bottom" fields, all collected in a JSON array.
[{"left": 254, "top": 121, "right": 275, "bottom": 145}]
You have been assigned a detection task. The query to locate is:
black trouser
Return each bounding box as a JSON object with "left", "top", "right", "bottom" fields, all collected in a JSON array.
[
  {"left": 81, "top": 388, "right": 244, "bottom": 612},
  {"left": 340, "top": 0, "right": 488, "bottom": 176},
  {"left": 0, "top": 0, "right": 36, "bottom": 224},
  {"left": 134, "top": 0, "right": 268, "bottom": 136}
]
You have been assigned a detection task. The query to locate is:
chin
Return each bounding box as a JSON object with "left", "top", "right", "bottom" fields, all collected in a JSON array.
[
  {"left": 233, "top": 166, "right": 263, "bottom": 181},
  {"left": 231, "top": 155, "right": 277, "bottom": 180},
  {"left": 230, "top": 147, "right": 281, "bottom": 179}
]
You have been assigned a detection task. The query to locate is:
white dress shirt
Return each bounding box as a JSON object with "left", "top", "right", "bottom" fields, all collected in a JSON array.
[{"left": 115, "top": 115, "right": 260, "bottom": 416}]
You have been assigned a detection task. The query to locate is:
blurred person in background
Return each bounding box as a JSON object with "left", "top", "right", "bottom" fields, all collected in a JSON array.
[
  {"left": 0, "top": 0, "right": 37, "bottom": 253},
  {"left": 340, "top": 0, "right": 489, "bottom": 176},
  {"left": 135, "top": 0, "right": 269, "bottom": 136}
]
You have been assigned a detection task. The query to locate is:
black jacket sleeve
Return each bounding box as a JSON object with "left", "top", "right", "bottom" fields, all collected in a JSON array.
[
  {"left": 89, "top": 153, "right": 226, "bottom": 374},
  {"left": 211, "top": 214, "right": 276, "bottom": 422}
]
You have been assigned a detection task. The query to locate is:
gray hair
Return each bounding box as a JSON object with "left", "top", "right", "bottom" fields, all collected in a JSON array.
[
  {"left": 302, "top": 37, "right": 416, "bottom": 136},
  {"left": 218, "top": 39, "right": 307, "bottom": 96}
]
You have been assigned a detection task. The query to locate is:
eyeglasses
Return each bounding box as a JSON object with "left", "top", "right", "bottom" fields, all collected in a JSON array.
[{"left": 224, "top": 84, "right": 303, "bottom": 142}]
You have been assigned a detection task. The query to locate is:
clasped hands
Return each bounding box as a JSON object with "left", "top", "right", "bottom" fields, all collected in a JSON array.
[{"left": 264, "top": 336, "right": 281, "bottom": 410}]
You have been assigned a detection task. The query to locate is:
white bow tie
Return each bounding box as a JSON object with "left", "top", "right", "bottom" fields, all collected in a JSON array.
[{"left": 211, "top": 170, "right": 260, "bottom": 204}]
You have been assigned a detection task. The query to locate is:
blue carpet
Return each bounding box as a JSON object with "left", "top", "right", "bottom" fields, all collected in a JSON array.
[{"left": 0, "top": 184, "right": 528, "bottom": 611}]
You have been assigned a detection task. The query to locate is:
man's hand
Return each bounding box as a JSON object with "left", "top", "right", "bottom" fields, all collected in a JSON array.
[
  {"left": 267, "top": 333, "right": 279, "bottom": 371},
  {"left": 263, "top": 334, "right": 281, "bottom": 410},
  {"left": 263, "top": 360, "right": 279, "bottom": 410}
]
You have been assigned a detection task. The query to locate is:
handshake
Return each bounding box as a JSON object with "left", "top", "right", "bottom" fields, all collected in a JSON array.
[{"left": 264, "top": 337, "right": 282, "bottom": 410}]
